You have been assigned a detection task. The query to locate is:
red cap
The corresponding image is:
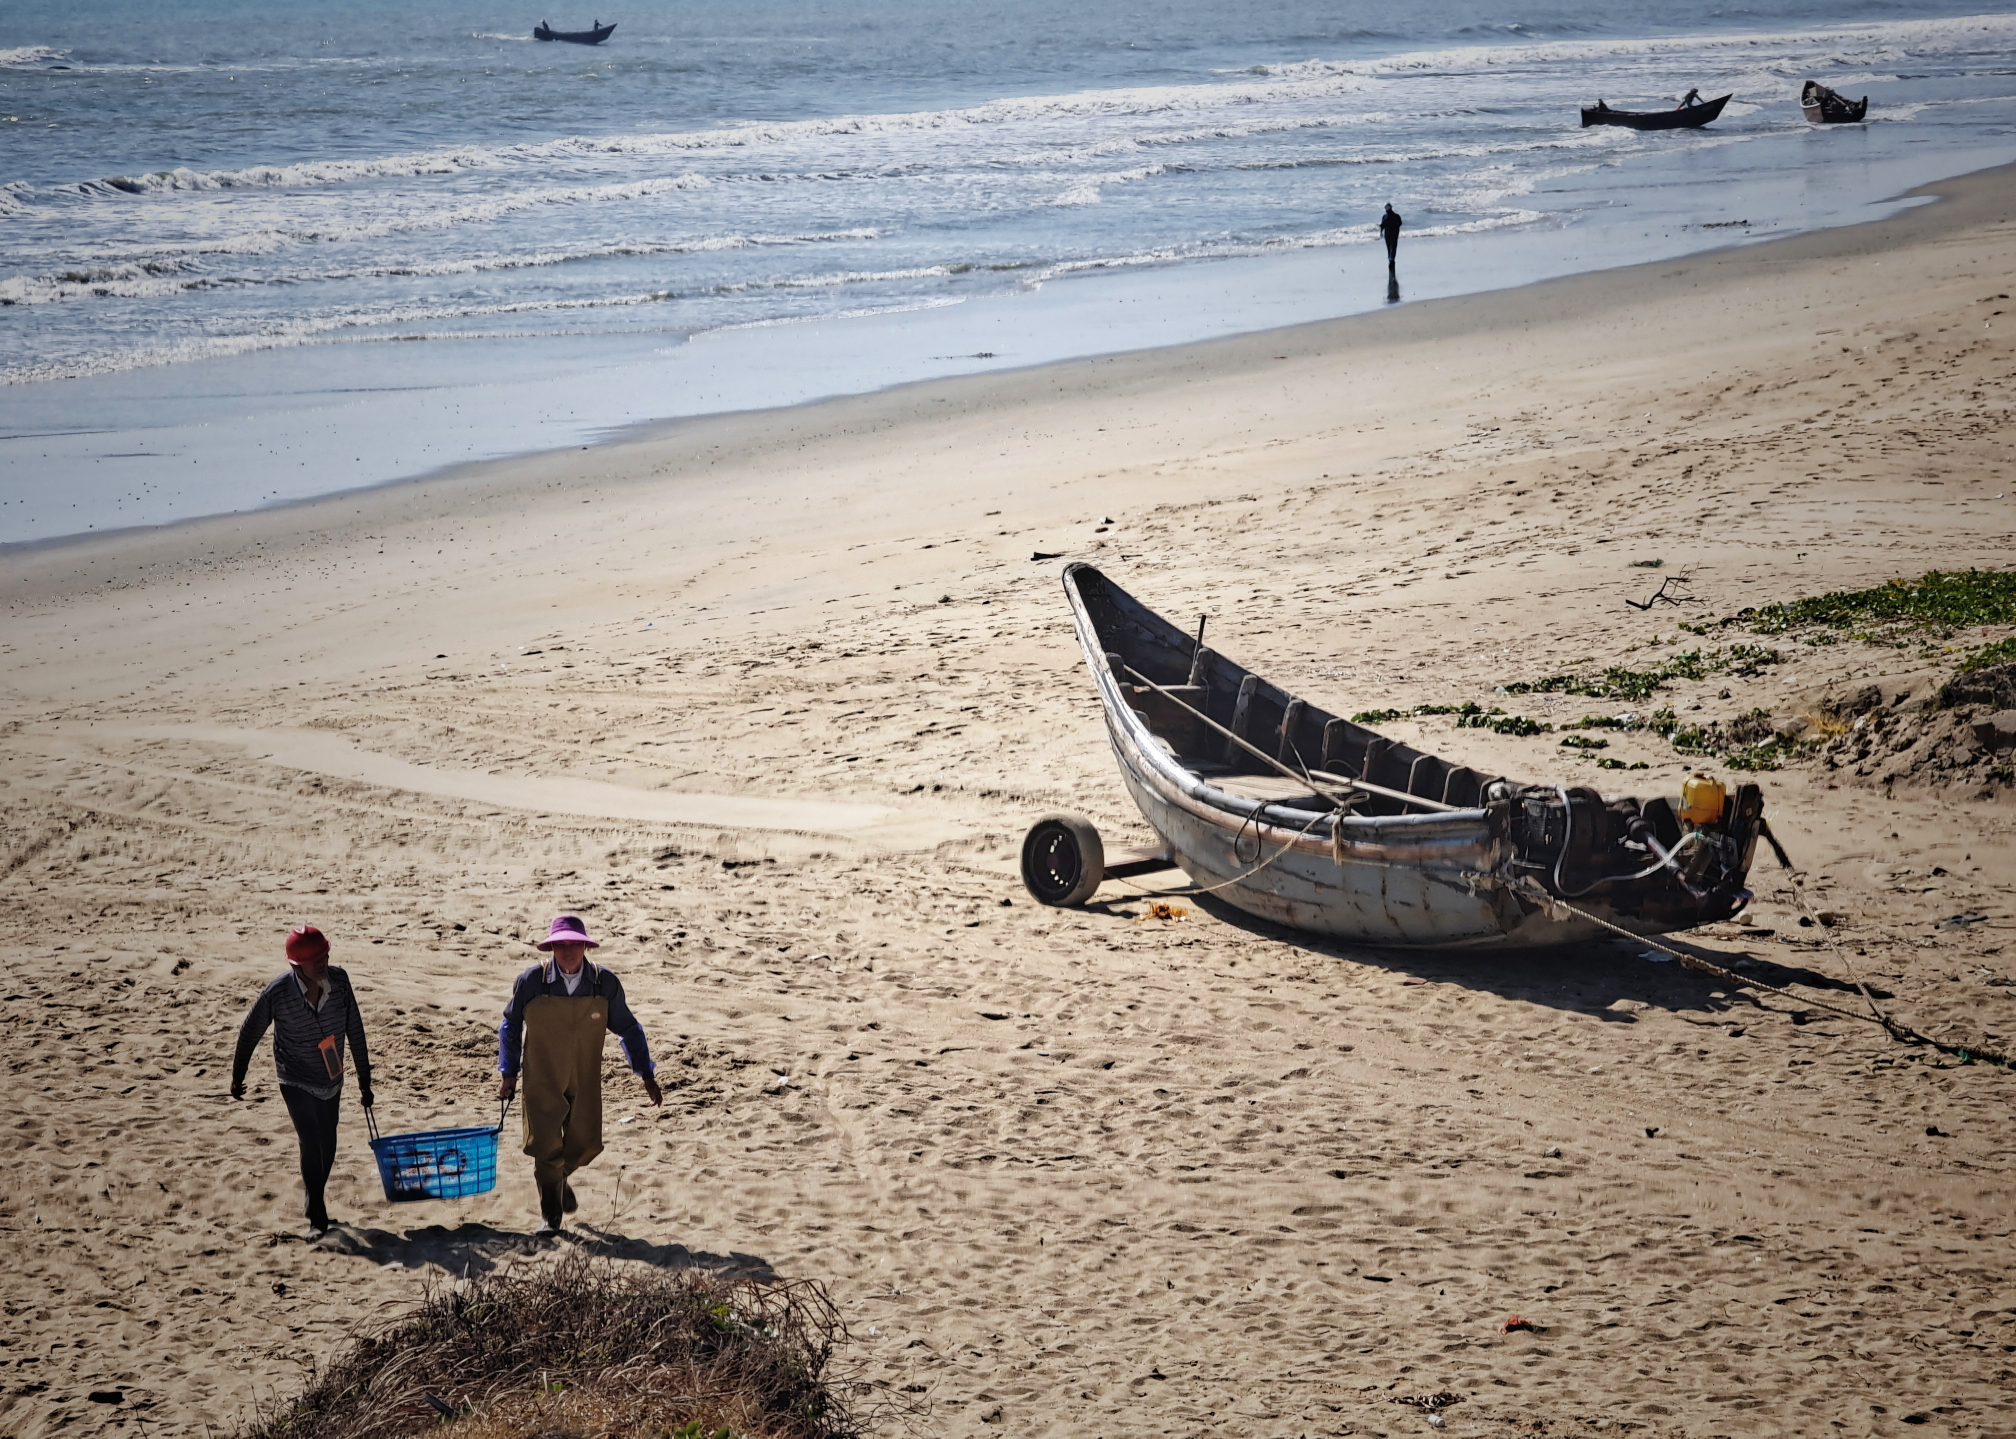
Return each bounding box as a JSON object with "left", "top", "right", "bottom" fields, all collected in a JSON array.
[{"left": 285, "top": 925, "right": 330, "bottom": 965}]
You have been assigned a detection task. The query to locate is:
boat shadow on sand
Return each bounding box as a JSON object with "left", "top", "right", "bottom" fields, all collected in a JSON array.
[
  {"left": 284, "top": 1221, "right": 775, "bottom": 1278},
  {"left": 1181, "top": 890, "right": 1887, "bottom": 1023}
]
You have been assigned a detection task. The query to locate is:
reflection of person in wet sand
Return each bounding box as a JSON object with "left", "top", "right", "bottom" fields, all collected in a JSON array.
[
  {"left": 497, "top": 915, "right": 662, "bottom": 1235},
  {"left": 1379, "top": 203, "right": 1403, "bottom": 268}
]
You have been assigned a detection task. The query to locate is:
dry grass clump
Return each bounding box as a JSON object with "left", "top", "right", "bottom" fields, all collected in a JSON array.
[{"left": 242, "top": 1254, "right": 864, "bottom": 1439}]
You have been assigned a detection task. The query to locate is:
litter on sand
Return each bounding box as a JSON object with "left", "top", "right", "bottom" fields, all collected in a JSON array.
[{"left": 1393, "top": 1391, "right": 1463, "bottom": 1412}]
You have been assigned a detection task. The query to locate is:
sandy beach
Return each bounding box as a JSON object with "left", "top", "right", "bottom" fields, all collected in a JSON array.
[{"left": 3, "top": 162, "right": 2015, "bottom": 1438}]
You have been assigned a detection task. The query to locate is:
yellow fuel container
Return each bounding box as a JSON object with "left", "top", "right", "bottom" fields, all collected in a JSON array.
[{"left": 1680, "top": 771, "right": 1726, "bottom": 829}]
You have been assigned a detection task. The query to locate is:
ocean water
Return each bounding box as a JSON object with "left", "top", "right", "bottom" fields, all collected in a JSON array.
[{"left": 4, "top": 0, "right": 2016, "bottom": 542}]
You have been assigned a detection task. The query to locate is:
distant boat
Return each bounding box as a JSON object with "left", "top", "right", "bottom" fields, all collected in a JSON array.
[
  {"left": 1802, "top": 81, "right": 1868, "bottom": 124},
  {"left": 1581, "top": 92, "right": 1731, "bottom": 130},
  {"left": 533, "top": 19, "right": 616, "bottom": 43}
]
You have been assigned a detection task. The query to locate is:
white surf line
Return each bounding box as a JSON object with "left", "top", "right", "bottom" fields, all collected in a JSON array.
[{"left": 130, "top": 725, "right": 900, "bottom": 835}]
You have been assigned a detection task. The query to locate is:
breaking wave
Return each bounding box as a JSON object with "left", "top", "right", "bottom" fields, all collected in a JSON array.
[
  {"left": 1049, "top": 164, "right": 1168, "bottom": 205},
  {"left": 0, "top": 228, "right": 888, "bottom": 307},
  {"left": 1240, "top": 12, "right": 2016, "bottom": 81},
  {"left": 8, "top": 3, "right": 2015, "bottom": 406},
  {"left": 0, "top": 267, "right": 972, "bottom": 383},
  {"left": 53, "top": 70, "right": 1380, "bottom": 202}
]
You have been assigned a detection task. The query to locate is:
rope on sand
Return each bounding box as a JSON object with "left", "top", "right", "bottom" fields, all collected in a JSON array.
[
  {"left": 1754, "top": 817, "right": 2010, "bottom": 1068},
  {"left": 1090, "top": 730, "right": 2007, "bottom": 1065},
  {"left": 1504, "top": 872, "right": 2011, "bottom": 1068},
  {"left": 1755, "top": 817, "right": 1901, "bottom": 1035}
]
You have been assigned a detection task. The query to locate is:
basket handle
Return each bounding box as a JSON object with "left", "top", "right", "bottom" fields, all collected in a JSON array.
[
  {"left": 364, "top": 1103, "right": 382, "bottom": 1145},
  {"left": 497, "top": 1097, "right": 513, "bottom": 1134}
]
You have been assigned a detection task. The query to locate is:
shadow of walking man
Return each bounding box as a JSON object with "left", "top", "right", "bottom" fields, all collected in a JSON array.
[{"left": 298, "top": 1219, "right": 778, "bottom": 1280}]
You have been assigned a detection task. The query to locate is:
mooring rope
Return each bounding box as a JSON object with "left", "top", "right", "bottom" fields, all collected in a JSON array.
[
  {"left": 1754, "top": 819, "right": 2009, "bottom": 1066},
  {"left": 1101, "top": 805, "right": 1337, "bottom": 899},
  {"left": 1086, "top": 732, "right": 2008, "bottom": 1067},
  {"left": 1509, "top": 875, "right": 1884, "bottom": 1025},
  {"left": 1503, "top": 874, "right": 2010, "bottom": 1067},
  {"left": 1755, "top": 817, "right": 1899, "bottom": 1035}
]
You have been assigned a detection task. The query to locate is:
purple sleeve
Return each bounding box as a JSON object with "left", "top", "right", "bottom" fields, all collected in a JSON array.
[
  {"left": 497, "top": 968, "right": 536, "bottom": 1077},
  {"left": 600, "top": 973, "right": 655, "bottom": 1076}
]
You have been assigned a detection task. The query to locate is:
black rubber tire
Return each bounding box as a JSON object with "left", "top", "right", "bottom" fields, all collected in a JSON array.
[{"left": 1020, "top": 813, "right": 1105, "bottom": 907}]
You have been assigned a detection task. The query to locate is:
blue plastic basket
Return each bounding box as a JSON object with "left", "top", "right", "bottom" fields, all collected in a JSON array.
[{"left": 365, "top": 1101, "right": 510, "bottom": 1203}]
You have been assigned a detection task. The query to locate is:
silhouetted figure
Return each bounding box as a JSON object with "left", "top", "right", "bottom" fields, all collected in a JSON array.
[
  {"left": 1677, "top": 88, "right": 1702, "bottom": 109},
  {"left": 1379, "top": 203, "right": 1403, "bottom": 268}
]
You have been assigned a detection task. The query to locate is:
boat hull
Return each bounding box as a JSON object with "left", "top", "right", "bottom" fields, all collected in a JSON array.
[
  {"left": 1103, "top": 709, "right": 1593, "bottom": 947},
  {"left": 1063, "top": 565, "right": 1755, "bottom": 949},
  {"left": 534, "top": 22, "right": 616, "bottom": 43},
  {"left": 1581, "top": 94, "right": 1731, "bottom": 129},
  {"left": 1801, "top": 83, "right": 1867, "bottom": 123}
]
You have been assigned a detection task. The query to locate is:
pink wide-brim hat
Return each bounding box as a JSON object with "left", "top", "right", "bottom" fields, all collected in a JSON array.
[{"left": 536, "top": 915, "right": 600, "bottom": 950}]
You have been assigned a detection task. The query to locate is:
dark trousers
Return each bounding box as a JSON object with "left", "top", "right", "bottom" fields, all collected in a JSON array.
[
  {"left": 1383, "top": 232, "right": 1399, "bottom": 265},
  {"left": 281, "top": 1084, "right": 341, "bottom": 1226}
]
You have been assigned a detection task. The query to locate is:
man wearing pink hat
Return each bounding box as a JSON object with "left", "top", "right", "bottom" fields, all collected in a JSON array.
[
  {"left": 497, "top": 915, "right": 661, "bottom": 1234},
  {"left": 231, "top": 925, "right": 375, "bottom": 1234}
]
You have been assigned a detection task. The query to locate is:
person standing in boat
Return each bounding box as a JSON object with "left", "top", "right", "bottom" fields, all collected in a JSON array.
[
  {"left": 1379, "top": 204, "right": 1403, "bottom": 269},
  {"left": 497, "top": 915, "right": 662, "bottom": 1234},
  {"left": 1677, "top": 88, "right": 1702, "bottom": 109}
]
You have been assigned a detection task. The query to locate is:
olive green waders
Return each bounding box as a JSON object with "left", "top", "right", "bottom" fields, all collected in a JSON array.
[{"left": 519, "top": 990, "right": 609, "bottom": 1226}]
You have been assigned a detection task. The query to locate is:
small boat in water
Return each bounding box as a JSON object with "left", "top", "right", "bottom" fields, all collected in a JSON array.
[
  {"left": 1801, "top": 81, "right": 1868, "bottom": 124},
  {"left": 533, "top": 19, "right": 616, "bottom": 43},
  {"left": 1581, "top": 92, "right": 1731, "bottom": 130},
  {"left": 1021, "top": 565, "right": 1765, "bottom": 948}
]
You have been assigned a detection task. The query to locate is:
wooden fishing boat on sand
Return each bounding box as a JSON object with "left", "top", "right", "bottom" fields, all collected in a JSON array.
[
  {"left": 1802, "top": 81, "right": 1868, "bottom": 124},
  {"left": 1019, "top": 565, "right": 1765, "bottom": 948},
  {"left": 1581, "top": 93, "right": 1730, "bottom": 129},
  {"left": 534, "top": 19, "right": 616, "bottom": 43}
]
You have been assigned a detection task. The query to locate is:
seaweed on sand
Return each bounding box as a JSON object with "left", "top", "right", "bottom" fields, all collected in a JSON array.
[
  {"left": 1740, "top": 568, "right": 2016, "bottom": 637},
  {"left": 1349, "top": 701, "right": 1554, "bottom": 734},
  {"left": 1500, "top": 644, "right": 1781, "bottom": 704},
  {"left": 240, "top": 1254, "right": 869, "bottom": 1439}
]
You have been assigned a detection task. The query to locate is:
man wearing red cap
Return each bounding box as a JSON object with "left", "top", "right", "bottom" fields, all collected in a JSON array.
[
  {"left": 498, "top": 915, "right": 661, "bottom": 1234},
  {"left": 232, "top": 925, "right": 375, "bottom": 1233}
]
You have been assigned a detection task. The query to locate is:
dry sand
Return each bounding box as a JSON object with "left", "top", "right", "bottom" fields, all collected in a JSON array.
[{"left": 4, "top": 165, "right": 2015, "bottom": 1438}]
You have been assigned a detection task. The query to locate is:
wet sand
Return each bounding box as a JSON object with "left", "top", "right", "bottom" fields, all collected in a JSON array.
[{"left": 2, "top": 165, "right": 2014, "bottom": 1438}]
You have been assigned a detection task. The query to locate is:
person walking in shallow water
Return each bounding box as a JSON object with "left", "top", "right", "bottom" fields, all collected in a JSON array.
[
  {"left": 231, "top": 925, "right": 375, "bottom": 1234},
  {"left": 1379, "top": 203, "right": 1403, "bottom": 268},
  {"left": 498, "top": 915, "right": 661, "bottom": 1235}
]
